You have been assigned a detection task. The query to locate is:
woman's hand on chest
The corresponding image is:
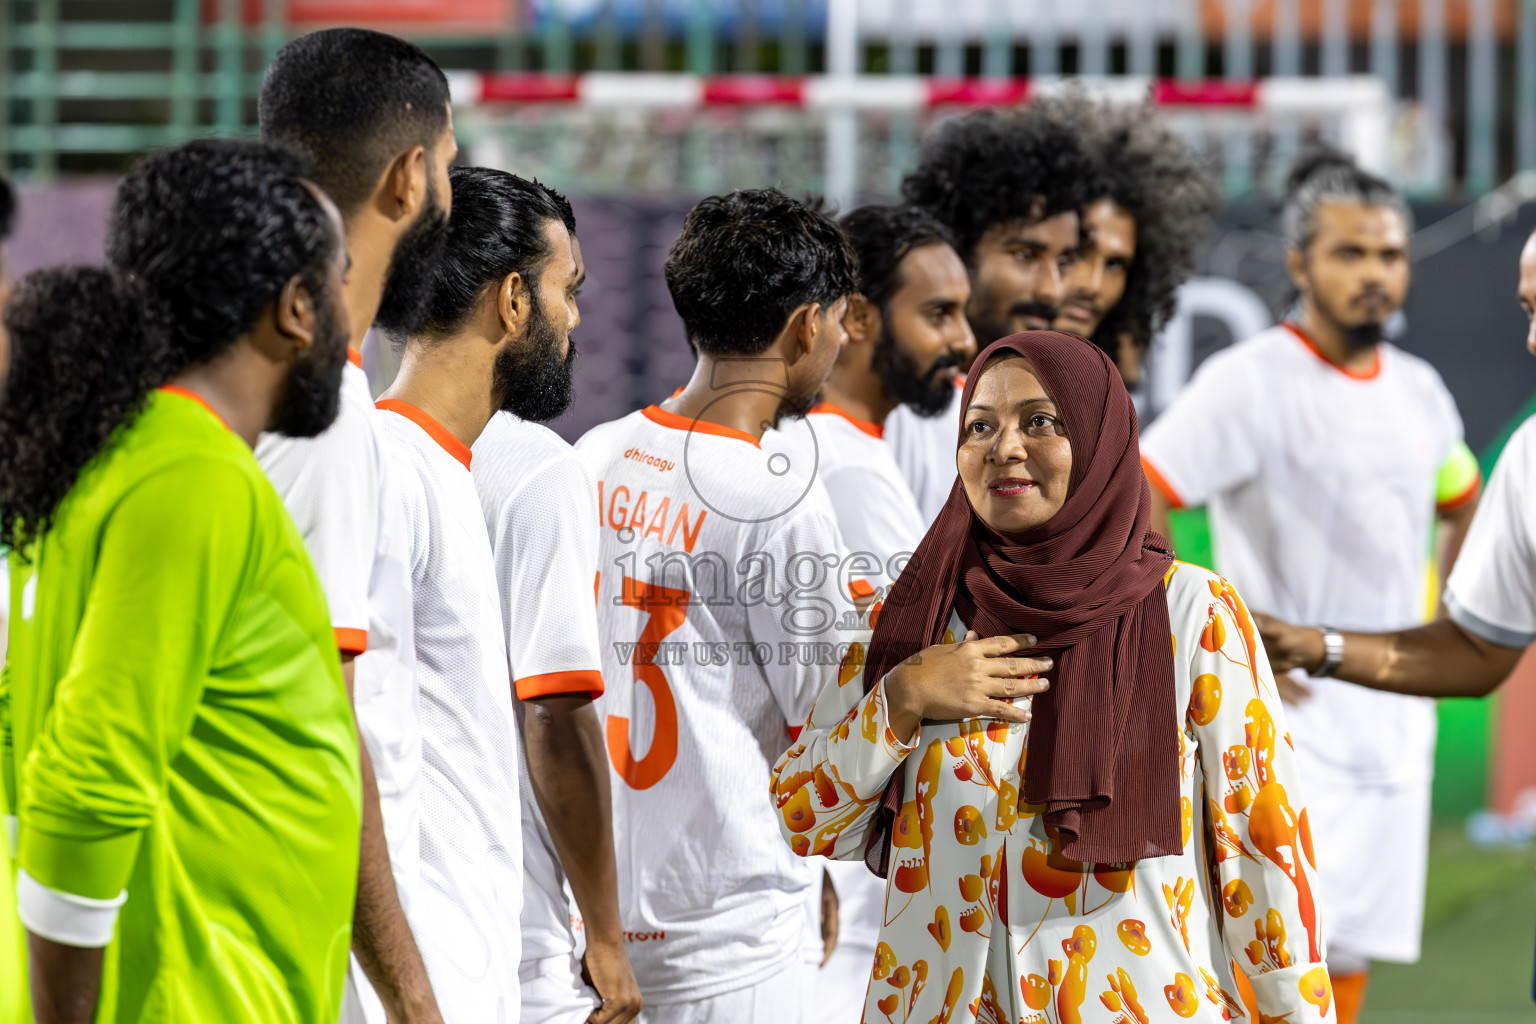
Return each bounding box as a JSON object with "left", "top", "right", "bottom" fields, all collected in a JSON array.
[{"left": 882, "top": 630, "right": 1052, "bottom": 744}]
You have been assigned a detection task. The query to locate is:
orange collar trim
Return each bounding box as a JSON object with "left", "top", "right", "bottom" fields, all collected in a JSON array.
[
  {"left": 347, "top": 347, "right": 364, "bottom": 369},
  {"left": 157, "top": 386, "right": 231, "bottom": 431},
  {"left": 376, "top": 399, "right": 472, "bottom": 470},
  {"left": 642, "top": 404, "right": 762, "bottom": 449},
  {"left": 1283, "top": 322, "right": 1381, "bottom": 381},
  {"left": 810, "top": 401, "right": 884, "bottom": 439}
]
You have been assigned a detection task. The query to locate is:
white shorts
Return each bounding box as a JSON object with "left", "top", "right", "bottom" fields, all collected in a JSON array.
[
  {"left": 1302, "top": 773, "right": 1431, "bottom": 963},
  {"left": 520, "top": 953, "right": 601, "bottom": 1024},
  {"left": 638, "top": 957, "right": 815, "bottom": 1024},
  {"left": 814, "top": 860, "right": 882, "bottom": 1023}
]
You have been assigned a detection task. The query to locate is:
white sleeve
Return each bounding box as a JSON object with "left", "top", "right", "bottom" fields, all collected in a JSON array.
[
  {"left": 1140, "top": 350, "right": 1265, "bottom": 509},
  {"left": 820, "top": 466, "right": 926, "bottom": 601},
  {"left": 255, "top": 403, "right": 377, "bottom": 653},
  {"left": 1445, "top": 419, "right": 1536, "bottom": 648},
  {"left": 493, "top": 458, "right": 605, "bottom": 700},
  {"left": 747, "top": 505, "right": 849, "bottom": 729}
]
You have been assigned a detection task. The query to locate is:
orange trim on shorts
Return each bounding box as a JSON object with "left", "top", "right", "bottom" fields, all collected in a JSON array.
[
  {"left": 641, "top": 404, "right": 762, "bottom": 449},
  {"left": 376, "top": 399, "right": 473, "bottom": 470},
  {"left": 1140, "top": 456, "right": 1185, "bottom": 510},
  {"left": 157, "top": 386, "right": 230, "bottom": 430},
  {"left": 334, "top": 627, "right": 368, "bottom": 655},
  {"left": 811, "top": 401, "right": 884, "bottom": 439},
  {"left": 1282, "top": 322, "right": 1381, "bottom": 381},
  {"left": 516, "top": 669, "right": 605, "bottom": 700}
]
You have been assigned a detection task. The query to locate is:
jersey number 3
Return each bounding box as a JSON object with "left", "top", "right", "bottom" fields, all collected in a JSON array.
[{"left": 607, "top": 576, "right": 688, "bottom": 789}]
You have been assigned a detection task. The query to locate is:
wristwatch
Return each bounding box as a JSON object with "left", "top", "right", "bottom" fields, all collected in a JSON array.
[{"left": 1314, "top": 629, "right": 1345, "bottom": 678}]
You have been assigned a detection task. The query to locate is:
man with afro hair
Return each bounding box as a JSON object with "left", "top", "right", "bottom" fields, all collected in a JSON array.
[
  {"left": 1043, "top": 95, "right": 1220, "bottom": 388},
  {"left": 887, "top": 106, "right": 1095, "bottom": 523}
]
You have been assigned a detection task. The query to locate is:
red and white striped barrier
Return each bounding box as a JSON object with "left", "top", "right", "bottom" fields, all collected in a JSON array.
[{"left": 447, "top": 72, "right": 1386, "bottom": 117}]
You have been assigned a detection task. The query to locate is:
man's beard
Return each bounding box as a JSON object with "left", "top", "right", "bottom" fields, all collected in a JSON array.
[
  {"left": 373, "top": 178, "right": 449, "bottom": 335},
  {"left": 971, "top": 299, "right": 1060, "bottom": 347},
  {"left": 871, "top": 325, "right": 961, "bottom": 418},
  {"left": 1312, "top": 280, "right": 1391, "bottom": 352},
  {"left": 270, "top": 286, "right": 349, "bottom": 438},
  {"left": 493, "top": 291, "right": 577, "bottom": 422}
]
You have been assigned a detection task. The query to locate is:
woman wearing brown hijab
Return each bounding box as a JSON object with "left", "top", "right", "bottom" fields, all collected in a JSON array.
[{"left": 772, "top": 332, "right": 1334, "bottom": 1023}]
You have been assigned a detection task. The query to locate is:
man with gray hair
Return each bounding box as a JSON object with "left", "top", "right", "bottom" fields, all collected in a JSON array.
[{"left": 1140, "top": 150, "right": 1481, "bottom": 1024}]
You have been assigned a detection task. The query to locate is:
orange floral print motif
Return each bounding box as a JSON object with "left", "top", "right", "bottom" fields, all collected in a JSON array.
[
  {"left": 1181, "top": 796, "right": 1193, "bottom": 848},
  {"left": 1056, "top": 925, "right": 1096, "bottom": 1024},
  {"left": 1222, "top": 879, "right": 1254, "bottom": 918},
  {"left": 891, "top": 740, "right": 944, "bottom": 896},
  {"left": 969, "top": 972, "right": 1013, "bottom": 1024},
  {"left": 1299, "top": 966, "right": 1333, "bottom": 1016},
  {"left": 1223, "top": 744, "right": 1250, "bottom": 780},
  {"left": 1022, "top": 839, "right": 1084, "bottom": 901},
  {"left": 1246, "top": 778, "right": 1321, "bottom": 962},
  {"left": 926, "top": 905, "right": 951, "bottom": 951},
  {"left": 837, "top": 641, "right": 864, "bottom": 687},
  {"left": 932, "top": 967, "right": 965, "bottom": 1024},
  {"left": 1197, "top": 967, "right": 1247, "bottom": 1021},
  {"left": 1022, "top": 973, "right": 1052, "bottom": 1011},
  {"left": 778, "top": 786, "right": 816, "bottom": 834},
  {"left": 1208, "top": 575, "right": 1265, "bottom": 694},
  {"left": 1163, "top": 878, "right": 1195, "bottom": 953},
  {"left": 1102, "top": 968, "right": 1149, "bottom": 1024},
  {"left": 954, "top": 805, "right": 986, "bottom": 845},
  {"left": 1245, "top": 908, "right": 1292, "bottom": 970},
  {"left": 1245, "top": 699, "right": 1277, "bottom": 787},
  {"left": 1188, "top": 672, "right": 1221, "bottom": 726},
  {"left": 1116, "top": 919, "right": 1151, "bottom": 955},
  {"left": 1165, "top": 973, "right": 1200, "bottom": 1018}
]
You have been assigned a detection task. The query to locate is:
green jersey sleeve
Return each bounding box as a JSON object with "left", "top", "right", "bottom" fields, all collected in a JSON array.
[{"left": 18, "top": 457, "right": 258, "bottom": 902}]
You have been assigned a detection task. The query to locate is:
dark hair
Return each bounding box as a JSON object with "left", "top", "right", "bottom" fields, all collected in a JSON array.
[
  {"left": 107, "top": 138, "right": 336, "bottom": 374},
  {"left": 1283, "top": 146, "right": 1410, "bottom": 252},
  {"left": 665, "top": 188, "right": 857, "bottom": 356},
  {"left": 1036, "top": 95, "right": 1220, "bottom": 353},
  {"left": 901, "top": 107, "right": 1095, "bottom": 264},
  {"left": 259, "top": 28, "right": 450, "bottom": 216},
  {"left": 413, "top": 166, "right": 575, "bottom": 340},
  {"left": 0, "top": 176, "right": 15, "bottom": 241},
  {"left": 0, "top": 140, "right": 337, "bottom": 553},
  {"left": 0, "top": 267, "right": 173, "bottom": 553},
  {"left": 840, "top": 204, "right": 956, "bottom": 313}
]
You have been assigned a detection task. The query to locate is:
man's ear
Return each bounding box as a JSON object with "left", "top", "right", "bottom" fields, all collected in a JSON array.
[
  {"left": 269, "top": 275, "right": 316, "bottom": 361},
  {"left": 496, "top": 271, "right": 529, "bottom": 338},
  {"left": 843, "top": 293, "right": 879, "bottom": 347},
  {"left": 1284, "top": 246, "right": 1309, "bottom": 296},
  {"left": 380, "top": 145, "right": 429, "bottom": 221},
  {"left": 782, "top": 301, "right": 821, "bottom": 366}
]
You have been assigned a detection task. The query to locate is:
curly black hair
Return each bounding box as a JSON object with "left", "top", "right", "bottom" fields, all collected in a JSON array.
[
  {"left": 0, "top": 267, "right": 174, "bottom": 553},
  {"left": 0, "top": 175, "right": 15, "bottom": 241},
  {"left": 666, "top": 188, "right": 857, "bottom": 356},
  {"left": 1035, "top": 94, "right": 1220, "bottom": 354},
  {"left": 0, "top": 140, "right": 338, "bottom": 554},
  {"left": 900, "top": 106, "right": 1096, "bottom": 265}
]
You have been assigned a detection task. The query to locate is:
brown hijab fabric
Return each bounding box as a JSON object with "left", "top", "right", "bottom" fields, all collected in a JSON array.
[{"left": 863, "top": 331, "right": 1179, "bottom": 874}]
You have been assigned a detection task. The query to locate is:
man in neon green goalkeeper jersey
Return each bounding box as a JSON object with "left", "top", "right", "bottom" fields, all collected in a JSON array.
[
  {"left": 0, "top": 139, "right": 358, "bottom": 1023},
  {"left": 0, "top": 172, "right": 24, "bottom": 1024}
]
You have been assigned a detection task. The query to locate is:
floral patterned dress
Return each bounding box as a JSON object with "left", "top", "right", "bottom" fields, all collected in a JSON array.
[{"left": 771, "top": 562, "right": 1336, "bottom": 1024}]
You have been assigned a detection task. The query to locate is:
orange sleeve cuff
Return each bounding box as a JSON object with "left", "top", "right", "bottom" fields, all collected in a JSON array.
[
  {"left": 1437, "top": 478, "right": 1481, "bottom": 513},
  {"left": 786, "top": 724, "right": 803, "bottom": 742},
  {"left": 516, "top": 669, "right": 605, "bottom": 700},
  {"left": 333, "top": 627, "right": 368, "bottom": 656},
  {"left": 1140, "top": 456, "right": 1185, "bottom": 510}
]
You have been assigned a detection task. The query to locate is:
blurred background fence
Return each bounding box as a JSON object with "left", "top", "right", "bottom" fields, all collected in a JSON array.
[{"left": 4, "top": 0, "right": 1536, "bottom": 200}]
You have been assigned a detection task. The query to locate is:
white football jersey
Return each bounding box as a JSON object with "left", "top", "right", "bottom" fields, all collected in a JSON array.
[
  {"left": 884, "top": 381, "right": 963, "bottom": 525},
  {"left": 256, "top": 355, "right": 421, "bottom": 903},
  {"left": 1141, "top": 323, "right": 1466, "bottom": 786},
  {"left": 1447, "top": 415, "right": 1536, "bottom": 648},
  {"left": 472, "top": 411, "right": 605, "bottom": 972},
  {"left": 257, "top": 355, "right": 421, "bottom": 1023},
  {"left": 377, "top": 400, "right": 522, "bottom": 1023},
  {"left": 575, "top": 404, "right": 847, "bottom": 1004}
]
